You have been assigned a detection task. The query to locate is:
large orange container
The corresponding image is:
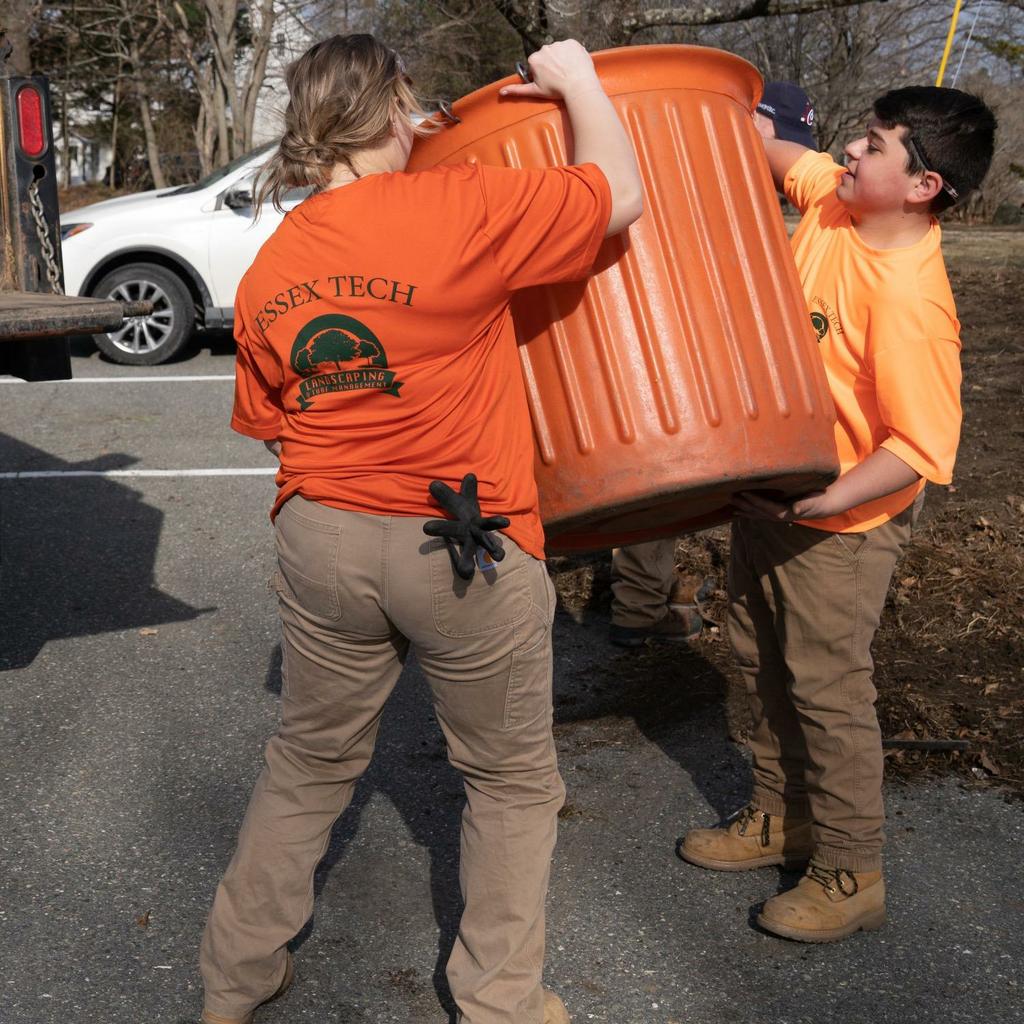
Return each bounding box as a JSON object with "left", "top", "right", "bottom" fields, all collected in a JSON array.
[{"left": 407, "top": 44, "right": 838, "bottom": 551}]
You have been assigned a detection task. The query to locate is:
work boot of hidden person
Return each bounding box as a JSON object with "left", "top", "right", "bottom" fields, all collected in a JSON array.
[
  {"left": 544, "top": 988, "right": 571, "bottom": 1023},
  {"left": 201, "top": 954, "right": 294, "bottom": 1024},
  {"left": 757, "top": 859, "right": 886, "bottom": 943},
  {"left": 454, "top": 989, "right": 568, "bottom": 1023},
  {"left": 609, "top": 605, "right": 703, "bottom": 648},
  {"left": 679, "top": 805, "right": 813, "bottom": 871}
]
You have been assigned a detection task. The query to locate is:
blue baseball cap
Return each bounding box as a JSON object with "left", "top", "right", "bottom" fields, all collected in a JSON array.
[{"left": 757, "top": 81, "right": 817, "bottom": 150}]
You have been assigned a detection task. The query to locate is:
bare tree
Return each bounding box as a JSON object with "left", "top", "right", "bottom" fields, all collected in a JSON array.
[
  {"left": 703, "top": 1, "right": 952, "bottom": 152},
  {"left": 24, "top": 0, "right": 1022, "bottom": 212},
  {"left": 160, "top": 0, "right": 278, "bottom": 173},
  {"left": 365, "top": 1, "right": 522, "bottom": 102}
]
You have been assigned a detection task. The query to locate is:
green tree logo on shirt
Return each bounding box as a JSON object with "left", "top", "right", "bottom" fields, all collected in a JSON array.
[
  {"left": 810, "top": 312, "right": 829, "bottom": 342},
  {"left": 289, "top": 313, "right": 403, "bottom": 410}
]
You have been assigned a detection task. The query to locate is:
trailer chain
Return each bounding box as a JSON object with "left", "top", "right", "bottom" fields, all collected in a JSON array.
[{"left": 27, "top": 176, "right": 64, "bottom": 295}]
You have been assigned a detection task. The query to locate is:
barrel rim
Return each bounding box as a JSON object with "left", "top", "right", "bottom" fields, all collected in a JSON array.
[{"left": 409, "top": 44, "right": 764, "bottom": 171}]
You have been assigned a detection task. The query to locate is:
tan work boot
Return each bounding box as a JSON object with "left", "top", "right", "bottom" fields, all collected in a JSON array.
[
  {"left": 757, "top": 859, "right": 886, "bottom": 943},
  {"left": 679, "top": 805, "right": 813, "bottom": 871},
  {"left": 200, "top": 953, "right": 294, "bottom": 1024},
  {"left": 544, "top": 988, "right": 571, "bottom": 1024}
]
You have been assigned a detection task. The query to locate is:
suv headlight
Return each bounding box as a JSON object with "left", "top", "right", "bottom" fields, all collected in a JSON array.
[{"left": 60, "top": 222, "right": 93, "bottom": 241}]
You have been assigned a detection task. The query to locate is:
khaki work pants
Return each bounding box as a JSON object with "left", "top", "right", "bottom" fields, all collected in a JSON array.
[
  {"left": 727, "top": 502, "right": 917, "bottom": 872},
  {"left": 610, "top": 539, "right": 677, "bottom": 628},
  {"left": 200, "top": 497, "right": 562, "bottom": 1024}
]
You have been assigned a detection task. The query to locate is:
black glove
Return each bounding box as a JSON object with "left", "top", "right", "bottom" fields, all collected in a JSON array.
[{"left": 423, "top": 473, "right": 510, "bottom": 581}]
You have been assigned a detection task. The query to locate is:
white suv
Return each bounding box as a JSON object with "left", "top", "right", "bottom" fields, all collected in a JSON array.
[{"left": 59, "top": 143, "right": 309, "bottom": 365}]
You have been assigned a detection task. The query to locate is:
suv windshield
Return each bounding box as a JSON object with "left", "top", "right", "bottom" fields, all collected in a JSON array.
[{"left": 166, "top": 142, "right": 277, "bottom": 195}]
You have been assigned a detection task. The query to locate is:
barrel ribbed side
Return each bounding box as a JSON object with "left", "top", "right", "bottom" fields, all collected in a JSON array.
[{"left": 407, "top": 45, "right": 839, "bottom": 549}]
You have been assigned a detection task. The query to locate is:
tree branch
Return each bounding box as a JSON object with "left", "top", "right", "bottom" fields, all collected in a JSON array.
[
  {"left": 619, "top": 0, "right": 888, "bottom": 40},
  {"left": 490, "top": 0, "right": 547, "bottom": 51}
]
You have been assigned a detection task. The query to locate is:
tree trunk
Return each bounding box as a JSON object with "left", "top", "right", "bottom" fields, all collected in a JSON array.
[
  {"left": 204, "top": 0, "right": 242, "bottom": 157},
  {"left": 136, "top": 86, "right": 167, "bottom": 188},
  {"left": 109, "top": 75, "right": 120, "bottom": 188},
  {"left": 238, "top": 0, "right": 277, "bottom": 152},
  {"left": 164, "top": 0, "right": 217, "bottom": 171},
  {"left": 1, "top": 0, "right": 34, "bottom": 74},
  {"left": 129, "top": 39, "right": 167, "bottom": 189},
  {"left": 213, "top": 78, "right": 230, "bottom": 166},
  {"left": 193, "top": 104, "right": 211, "bottom": 177}
]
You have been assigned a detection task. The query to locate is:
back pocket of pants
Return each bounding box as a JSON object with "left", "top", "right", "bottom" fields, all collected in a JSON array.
[
  {"left": 275, "top": 502, "right": 343, "bottom": 621},
  {"left": 429, "top": 537, "right": 532, "bottom": 638}
]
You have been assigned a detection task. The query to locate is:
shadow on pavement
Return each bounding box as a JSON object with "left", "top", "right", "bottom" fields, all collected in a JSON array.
[
  {"left": 550, "top": 606, "right": 750, "bottom": 824},
  {"left": 0, "top": 435, "right": 212, "bottom": 670}
]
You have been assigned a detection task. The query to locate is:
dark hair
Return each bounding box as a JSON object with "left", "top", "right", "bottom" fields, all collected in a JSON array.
[{"left": 872, "top": 86, "right": 996, "bottom": 213}]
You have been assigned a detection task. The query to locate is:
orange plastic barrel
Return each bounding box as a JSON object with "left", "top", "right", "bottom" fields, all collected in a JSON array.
[{"left": 407, "top": 44, "right": 838, "bottom": 552}]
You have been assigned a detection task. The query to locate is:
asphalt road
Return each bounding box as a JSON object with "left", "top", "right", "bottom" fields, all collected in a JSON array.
[{"left": 1, "top": 335, "right": 1020, "bottom": 1024}]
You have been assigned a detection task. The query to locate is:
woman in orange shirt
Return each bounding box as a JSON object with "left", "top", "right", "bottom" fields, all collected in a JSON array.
[{"left": 199, "top": 33, "right": 642, "bottom": 1024}]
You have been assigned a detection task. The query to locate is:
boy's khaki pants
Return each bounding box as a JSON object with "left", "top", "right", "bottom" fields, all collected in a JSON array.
[
  {"left": 728, "top": 503, "right": 916, "bottom": 872},
  {"left": 200, "top": 497, "right": 562, "bottom": 1024}
]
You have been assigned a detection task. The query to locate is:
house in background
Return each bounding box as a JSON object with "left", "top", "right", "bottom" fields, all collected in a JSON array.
[{"left": 53, "top": 123, "right": 113, "bottom": 186}]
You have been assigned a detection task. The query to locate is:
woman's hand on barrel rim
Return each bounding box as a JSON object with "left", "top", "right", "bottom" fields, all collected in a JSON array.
[{"left": 499, "top": 39, "right": 602, "bottom": 102}]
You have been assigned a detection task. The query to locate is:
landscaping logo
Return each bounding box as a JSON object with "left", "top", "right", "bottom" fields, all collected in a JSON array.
[
  {"left": 290, "top": 314, "right": 403, "bottom": 410},
  {"left": 810, "top": 311, "right": 829, "bottom": 342}
]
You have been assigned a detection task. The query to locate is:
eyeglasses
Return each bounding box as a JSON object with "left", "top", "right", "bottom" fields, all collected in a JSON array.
[{"left": 905, "top": 135, "right": 959, "bottom": 202}]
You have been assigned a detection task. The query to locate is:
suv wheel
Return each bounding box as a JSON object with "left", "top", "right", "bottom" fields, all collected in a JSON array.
[{"left": 92, "top": 263, "right": 195, "bottom": 365}]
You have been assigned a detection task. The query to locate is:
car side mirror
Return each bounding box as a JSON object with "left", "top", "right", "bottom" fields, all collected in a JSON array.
[{"left": 222, "top": 185, "right": 253, "bottom": 210}]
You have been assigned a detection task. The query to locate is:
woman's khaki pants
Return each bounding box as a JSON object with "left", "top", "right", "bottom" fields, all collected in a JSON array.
[{"left": 200, "top": 497, "right": 562, "bottom": 1024}]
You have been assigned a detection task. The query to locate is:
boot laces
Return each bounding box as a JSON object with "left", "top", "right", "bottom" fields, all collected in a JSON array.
[
  {"left": 734, "top": 806, "right": 771, "bottom": 848},
  {"left": 807, "top": 861, "right": 859, "bottom": 897}
]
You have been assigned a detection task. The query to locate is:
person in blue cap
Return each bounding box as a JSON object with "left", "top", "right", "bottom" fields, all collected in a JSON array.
[{"left": 754, "top": 81, "right": 817, "bottom": 150}]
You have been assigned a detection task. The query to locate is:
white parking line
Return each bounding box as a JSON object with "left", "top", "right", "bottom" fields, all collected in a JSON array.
[
  {"left": 0, "top": 375, "right": 234, "bottom": 383},
  {"left": 0, "top": 468, "right": 277, "bottom": 479}
]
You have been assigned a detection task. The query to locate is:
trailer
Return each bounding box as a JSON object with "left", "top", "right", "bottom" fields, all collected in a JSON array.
[{"left": 0, "top": 35, "right": 148, "bottom": 381}]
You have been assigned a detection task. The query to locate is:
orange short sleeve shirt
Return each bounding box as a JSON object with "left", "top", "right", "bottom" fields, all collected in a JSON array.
[
  {"left": 784, "top": 150, "right": 963, "bottom": 533},
  {"left": 231, "top": 162, "right": 611, "bottom": 559}
]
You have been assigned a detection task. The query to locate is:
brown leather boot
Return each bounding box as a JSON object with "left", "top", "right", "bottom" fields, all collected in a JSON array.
[
  {"left": 757, "top": 859, "right": 886, "bottom": 943},
  {"left": 679, "top": 805, "right": 813, "bottom": 871},
  {"left": 609, "top": 606, "right": 703, "bottom": 647},
  {"left": 200, "top": 953, "right": 294, "bottom": 1024},
  {"left": 544, "top": 988, "right": 571, "bottom": 1023}
]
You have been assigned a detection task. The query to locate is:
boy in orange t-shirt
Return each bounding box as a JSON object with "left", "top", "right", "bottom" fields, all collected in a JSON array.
[{"left": 680, "top": 87, "right": 996, "bottom": 943}]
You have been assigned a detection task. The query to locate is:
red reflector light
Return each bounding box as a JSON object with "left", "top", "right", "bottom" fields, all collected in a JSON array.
[{"left": 17, "top": 86, "right": 46, "bottom": 158}]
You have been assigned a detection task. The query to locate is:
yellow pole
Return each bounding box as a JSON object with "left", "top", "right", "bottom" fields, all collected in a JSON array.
[{"left": 936, "top": 0, "right": 964, "bottom": 86}]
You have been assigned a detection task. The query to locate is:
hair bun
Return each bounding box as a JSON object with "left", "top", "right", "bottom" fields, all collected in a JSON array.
[{"left": 283, "top": 132, "right": 335, "bottom": 166}]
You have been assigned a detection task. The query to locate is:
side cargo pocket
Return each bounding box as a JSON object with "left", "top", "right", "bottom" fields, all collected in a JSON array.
[{"left": 503, "top": 564, "right": 556, "bottom": 730}]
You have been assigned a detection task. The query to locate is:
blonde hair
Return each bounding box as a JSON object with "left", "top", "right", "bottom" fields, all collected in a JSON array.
[{"left": 256, "top": 34, "right": 435, "bottom": 212}]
